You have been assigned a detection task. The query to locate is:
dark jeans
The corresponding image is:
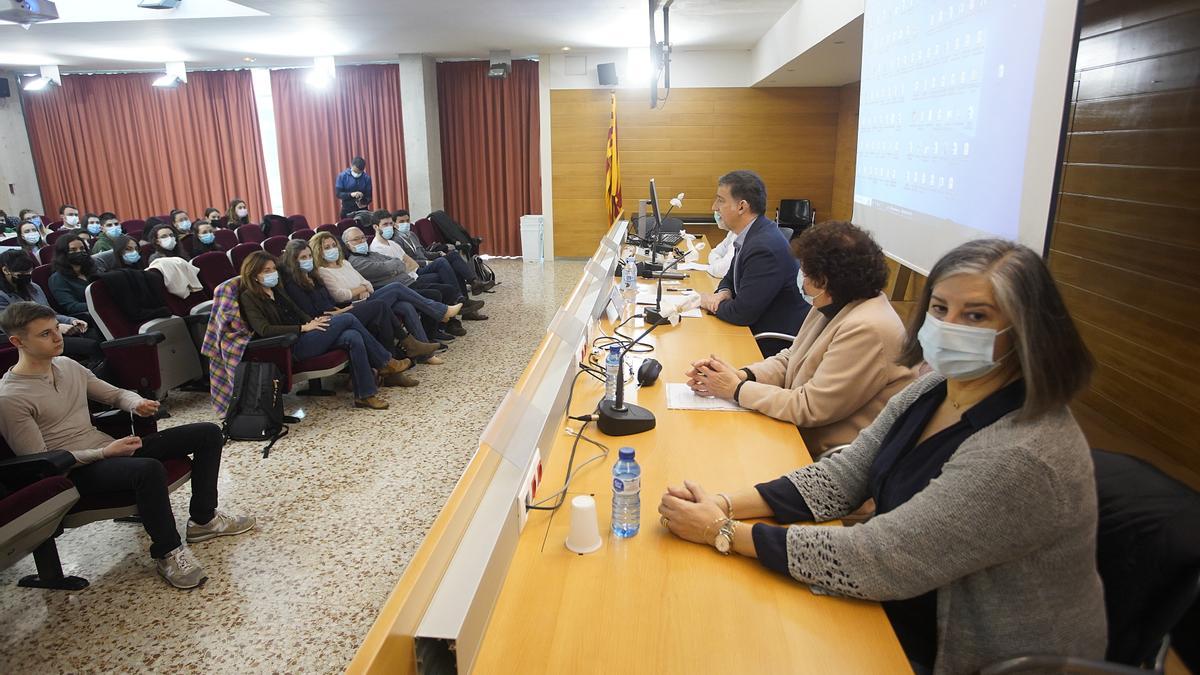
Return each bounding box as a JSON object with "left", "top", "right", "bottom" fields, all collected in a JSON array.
[
  {"left": 415, "top": 257, "right": 462, "bottom": 301},
  {"left": 371, "top": 281, "right": 447, "bottom": 322},
  {"left": 291, "top": 313, "right": 390, "bottom": 398},
  {"left": 410, "top": 278, "right": 459, "bottom": 306},
  {"left": 347, "top": 298, "right": 405, "bottom": 352},
  {"left": 68, "top": 422, "right": 224, "bottom": 559},
  {"left": 443, "top": 251, "right": 477, "bottom": 296}
]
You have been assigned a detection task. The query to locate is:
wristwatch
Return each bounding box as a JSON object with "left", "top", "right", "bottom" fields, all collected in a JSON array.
[{"left": 714, "top": 519, "right": 737, "bottom": 555}]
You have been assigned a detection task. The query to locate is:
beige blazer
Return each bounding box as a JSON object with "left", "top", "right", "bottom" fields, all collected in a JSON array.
[{"left": 740, "top": 292, "right": 917, "bottom": 454}]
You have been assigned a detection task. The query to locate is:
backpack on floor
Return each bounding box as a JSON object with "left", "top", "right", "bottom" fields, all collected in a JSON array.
[
  {"left": 472, "top": 254, "right": 498, "bottom": 290},
  {"left": 223, "top": 360, "right": 288, "bottom": 458}
]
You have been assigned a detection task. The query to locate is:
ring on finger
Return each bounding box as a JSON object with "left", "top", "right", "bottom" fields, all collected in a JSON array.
[{"left": 660, "top": 516, "right": 670, "bottom": 527}]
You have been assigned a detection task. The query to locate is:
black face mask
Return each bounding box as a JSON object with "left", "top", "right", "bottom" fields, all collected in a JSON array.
[{"left": 68, "top": 251, "right": 90, "bottom": 265}]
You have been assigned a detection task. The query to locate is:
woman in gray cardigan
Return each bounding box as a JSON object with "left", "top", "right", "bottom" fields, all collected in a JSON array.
[{"left": 658, "top": 239, "right": 1106, "bottom": 674}]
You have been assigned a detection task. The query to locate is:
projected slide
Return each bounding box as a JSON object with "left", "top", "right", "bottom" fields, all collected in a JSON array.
[{"left": 853, "top": 0, "right": 1075, "bottom": 273}]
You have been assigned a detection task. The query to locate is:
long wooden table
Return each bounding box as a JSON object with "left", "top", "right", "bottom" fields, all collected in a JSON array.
[{"left": 469, "top": 265, "right": 910, "bottom": 673}]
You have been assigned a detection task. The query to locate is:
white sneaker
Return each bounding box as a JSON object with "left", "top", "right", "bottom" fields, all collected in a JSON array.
[
  {"left": 156, "top": 545, "right": 207, "bottom": 589},
  {"left": 186, "top": 510, "right": 257, "bottom": 543}
]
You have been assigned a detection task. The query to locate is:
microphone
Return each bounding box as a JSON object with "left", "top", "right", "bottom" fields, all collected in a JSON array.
[
  {"left": 664, "top": 192, "right": 684, "bottom": 217},
  {"left": 597, "top": 292, "right": 699, "bottom": 436},
  {"left": 643, "top": 250, "right": 687, "bottom": 326}
]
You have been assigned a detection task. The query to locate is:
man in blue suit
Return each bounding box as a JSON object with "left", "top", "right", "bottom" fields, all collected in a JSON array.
[{"left": 699, "top": 170, "right": 809, "bottom": 356}]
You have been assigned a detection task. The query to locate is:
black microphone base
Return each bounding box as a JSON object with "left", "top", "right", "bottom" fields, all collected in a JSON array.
[
  {"left": 597, "top": 400, "right": 657, "bottom": 436},
  {"left": 637, "top": 261, "right": 663, "bottom": 278},
  {"left": 641, "top": 307, "right": 673, "bottom": 326}
]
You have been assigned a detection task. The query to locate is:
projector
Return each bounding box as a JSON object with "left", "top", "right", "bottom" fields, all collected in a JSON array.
[
  {"left": 0, "top": 0, "right": 59, "bottom": 24},
  {"left": 487, "top": 49, "right": 510, "bottom": 79},
  {"left": 138, "top": 0, "right": 181, "bottom": 8}
]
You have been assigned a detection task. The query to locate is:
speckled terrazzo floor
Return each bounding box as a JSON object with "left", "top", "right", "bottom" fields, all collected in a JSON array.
[{"left": 0, "top": 258, "right": 585, "bottom": 674}]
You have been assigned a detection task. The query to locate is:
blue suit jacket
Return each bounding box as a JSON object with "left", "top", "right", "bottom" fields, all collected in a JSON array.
[{"left": 715, "top": 215, "right": 809, "bottom": 342}]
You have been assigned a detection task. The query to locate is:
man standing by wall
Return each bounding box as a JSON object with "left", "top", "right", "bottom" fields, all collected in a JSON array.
[{"left": 335, "top": 156, "right": 372, "bottom": 218}]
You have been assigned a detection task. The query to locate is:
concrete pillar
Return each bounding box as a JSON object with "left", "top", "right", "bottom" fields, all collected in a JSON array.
[
  {"left": 398, "top": 55, "right": 444, "bottom": 218},
  {"left": 0, "top": 71, "right": 44, "bottom": 215}
]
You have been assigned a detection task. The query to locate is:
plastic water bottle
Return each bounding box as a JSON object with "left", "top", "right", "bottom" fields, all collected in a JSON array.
[
  {"left": 611, "top": 447, "right": 641, "bottom": 538},
  {"left": 604, "top": 346, "right": 621, "bottom": 401},
  {"left": 620, "top": 256, "right": 638, "bottom": 321}
]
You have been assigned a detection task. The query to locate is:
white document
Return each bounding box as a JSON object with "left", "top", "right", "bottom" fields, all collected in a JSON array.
[
  {"left": 678, "top": 262, "right": 710, "bottom": 272},
  {"left": 665, "top": 383, "right": 747, "bottom": 412}
]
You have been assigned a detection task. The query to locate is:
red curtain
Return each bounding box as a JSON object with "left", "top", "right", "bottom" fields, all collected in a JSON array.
[
  {"left": 271, "top": 65, "right": 408, "bottom": 223},
  {"left": 21, "top": 70, "right": 271, "bottom": 221},
  {"left": 437, "top": 60, "right": 541, "bottom": 256}
]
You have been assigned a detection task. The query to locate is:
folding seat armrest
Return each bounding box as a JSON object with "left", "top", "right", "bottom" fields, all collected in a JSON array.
[
  {"left": 90, "top": 409, "right": 157, "bottom": 439},
  {"left": 182, "top": 314, "right": 210, "bottom": 329},
  {"left": 0, "top": 450, "right": 76, "bottom": 489},
  {"left": 246, "top": 333, "right": 299, "bottom": 351},
  {"left": 100, "top": 332, "right": 165, "bottom": 351}
]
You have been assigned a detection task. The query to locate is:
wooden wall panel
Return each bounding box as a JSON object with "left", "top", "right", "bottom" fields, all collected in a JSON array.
[
  {"left": 1049, "top": 0, "right": 1200, "bottom": 482},
  {"left": 550, "top": 87, "right": 846, "bottom": 257},
  {"left": 831, "top": 81, "right": 861, "bottom": 221}
]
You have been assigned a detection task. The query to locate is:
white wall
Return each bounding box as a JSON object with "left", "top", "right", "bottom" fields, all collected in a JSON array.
[
  {"left": 750, "top": 0, "right": 864, "bottom": 85},
  {"left": 0, "top": 72, "right": 44, "bottom": 216},
  {"left": 546, "top": 49, "right": 753, "bottom": 90}
]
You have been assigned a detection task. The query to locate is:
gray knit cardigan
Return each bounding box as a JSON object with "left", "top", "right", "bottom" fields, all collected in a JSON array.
[{"left": 780, "top": 372, "right": 1107, "bottom": 674}]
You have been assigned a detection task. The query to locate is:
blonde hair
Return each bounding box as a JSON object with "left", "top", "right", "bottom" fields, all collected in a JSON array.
[{"left": 308, "top": 231, "right": 343, "bottom": 268}]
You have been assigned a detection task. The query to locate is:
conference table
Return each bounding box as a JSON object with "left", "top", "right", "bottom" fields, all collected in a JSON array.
[
  {"left": 349, "top": 231, "right": 910, "bottom": 674},
  {"left": 470, "top": 249, "right": 908, "bottom": 672}
]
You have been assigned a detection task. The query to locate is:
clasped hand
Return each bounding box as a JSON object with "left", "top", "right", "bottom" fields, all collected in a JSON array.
[
  {"left": 658, "top": 480, "right": 727, "bottom": 546},
  {"left": 302, "top": 316, "right": 332, "bottom": 332},
  {"left": 685, "top": 354, "right": 743, "bottom": 400}
]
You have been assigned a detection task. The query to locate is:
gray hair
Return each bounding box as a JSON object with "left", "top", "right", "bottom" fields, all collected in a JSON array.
[{"left": 899, "top": 239, "right": 1093, "bottom": 420}]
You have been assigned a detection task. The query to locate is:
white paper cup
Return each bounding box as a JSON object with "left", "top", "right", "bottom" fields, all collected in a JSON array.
[{"left": 565, "top": 495, "right": 603, "bottom": 554}]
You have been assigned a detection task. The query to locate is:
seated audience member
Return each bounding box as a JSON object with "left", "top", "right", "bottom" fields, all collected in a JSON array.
[
  {"left": 698, "top": 170, "right": 807, "bottom": 357},
  {"left": 91, "top": 212, "right": 123, "bottom": 253},
  {"left": 0, "top": 301, "right": 256, "bottom": 589},
  {"left": 383, "top": 209, "right": 493, "bottom": 298},
  {"left": 236, "top": 251, "right": 408, "bottom": 409},
  {"left": 310, "top": 231, "right": 460, "bottom": 346},
  {"left": 191, "top": 221, "right": 224, "bottom": 256},
  {"left": 59, "top": 203, "right": 81, "bottom": 230},
  {"left": 686, "top": 222, "right": 917, "bottom": 455},
  {"left": 706, "top": 229, "right": 737, "bottom": 279},
  {"left": 342, "top": 226, "right": 480, "bottom": 330},
  {"left": 75, "top": 229, "right": 94, "bottom": 252},
  {"left": 111, "top": 234, "right": 146, "bottom": 270},
  {"left": 169, "top": 210, "right": 196, "bottom": 258},
  {"left": 279, "top": 240, "right": 433, "bottom": 380},
  {"left": 0, "top": 252, "right": 102, "bottom": 364},
  {"left": 83, "top": 213, "right": 103, "bottom": 238},
  {"left": 226, "top": 199, "right": 251, "bottom": 228},
  {"left": 49, "top": 234, "right": 100, "bottom": 317},
  {"left": 16, "top": 220, "right": 49, "bottom": 263},
  {"left": 146, "top": 222, "right": 183, "bottom": 263},
  {"left": 17, "top": 209, "right": 42, "bottom": 228},
  {"left": 364, "top": 212, "right": 486, "bottom": 320},
  {"left": 200, "top": 207, "right": 221, "bottom": 227},
  {"left": 658, "top": 239, "right": 1104, "bottom": 674}
]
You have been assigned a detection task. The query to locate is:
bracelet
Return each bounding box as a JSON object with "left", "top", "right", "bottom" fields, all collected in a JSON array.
[
  {"left": 701, "top": 515, "right": 728, "bottom": 543},
  {"left": 717, "top": 493, "right": 733, "bottom": 519}
]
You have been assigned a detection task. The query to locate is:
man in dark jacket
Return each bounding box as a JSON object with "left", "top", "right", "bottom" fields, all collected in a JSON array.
[
  {"left": 335, "top": 156, "right": 372, "bottom": 218},
  {"left": 700, "top": 170, "right": 809, "bottom": 357}
]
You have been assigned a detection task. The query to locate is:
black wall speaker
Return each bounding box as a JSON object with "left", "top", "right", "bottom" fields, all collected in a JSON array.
[
  {"left": 0, "top": 78, "right": 10, "bottom": 99},
  {"left": 597, "top": 62, "right": 618, "bottom": 87}
]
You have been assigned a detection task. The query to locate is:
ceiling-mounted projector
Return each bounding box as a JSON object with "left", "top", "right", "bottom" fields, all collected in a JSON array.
[
  {"left": 487, "top": 49, "right": 511, "bottom": 79},
  {"left": 0, "top": 0, "right": 59, "bottom": 24},
  {"left": 138, "top": 0, "right": 181, "bottom": 8}
]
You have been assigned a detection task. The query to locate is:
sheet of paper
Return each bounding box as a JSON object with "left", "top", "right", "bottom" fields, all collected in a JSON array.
[
  {"left": 678, "top": 262, "right": 710, "bottom": 272},
  {"left": 665, "top": 383, "right": 748, "bottom": 411}
]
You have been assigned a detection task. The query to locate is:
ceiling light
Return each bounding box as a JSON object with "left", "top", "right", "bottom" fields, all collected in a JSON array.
[
  {"left": 153, "top": 74, "right": 181, "bottom": 88},
  {"left": 243, "top": 56, "right": 256, "bottom": 63},
  {"left": 306, "top": 55, "right": 336, "bottom": 88},
  {"left": 22, "top": 64, "right": 61, "bottom": 91},
  {"left": 23, "top": 76, "right": 52, "bottom": 91},
  {"left": 561, "top": 46, "right": 571, "bottom": 51}
]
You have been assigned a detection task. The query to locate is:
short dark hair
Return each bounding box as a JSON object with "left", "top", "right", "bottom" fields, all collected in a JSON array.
[
  {"left": 392, "top": 209, "right": 409, "bottom": 219},
  {"left": 0, "top": 249, "right": 35, "bottom": 274},
  {"left": 898, "top": 239, "right": 1094, "bottom": 420},
  {"left": 351, "top": 156, "right": 366, "bottom": 170},
  {"left": 99, "top": 212, "right": 118, "bottom": 223},
  {"left": 371, "top": 209, "right": 391, "bottom": 223},
  {"left": 169, "top": 209, "right": 188, "bottom": 223},
  {"left": 793, "top": 221, "right": 890, "bottom": 304},
  {"left": 59, "top": 203, "right": 77, "bottom": 215},
  {"left": 717, "top": 170, "right": 767, "bottom": 215},
  {"left": 0, "top": 301, "right": 57, "bottom": 337}
]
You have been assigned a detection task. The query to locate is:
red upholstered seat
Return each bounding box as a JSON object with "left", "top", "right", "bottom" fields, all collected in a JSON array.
[
  {"left": 290, "top": 228, "right": 315, "bottom": 241},
  {"left": 121, "top": 219, "right": 146, "bottom": 238},
  {"left": 213, "top": 229, "right": 239, "bottom": 250},
  {"left": 0, "top": 477, "right": 74, "bottom": 529},
  {"left": 288, "top": 214, "right": 310, "bottom": 232},
  {"left": 229, "top": 242, "right": 261, "bottom": 271},
  {"left": 262, "top": 235, "right": 289, "bottom": 257},
  {"left": 31, "top": 266, "right": 59, "bottom": 312},
  {"left": 236, "top": 224, "right": 265, "bottom": 244},
  {"left": 294, "top": 350, "right": 348, "bottom": 374},
  {"left": 413, "top": 218, "right": 445, "bottom": 248},
  {"left": 192, "top": 251, "right": 237, "bottom": 293}
]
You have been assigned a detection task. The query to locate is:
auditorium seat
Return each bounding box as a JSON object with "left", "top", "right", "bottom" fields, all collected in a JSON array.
[
  {"left": 192, "top": 251, "right": 238, "bottom": 293},
  {"left": 229, "top": 242, "right": 261, "bottom": 271},
  {"left": 0, "top": 410, "right": 186, "bottom": 591},
  {"left": 413, "top": 218, "right": 446, "bottom": 249},
  {"left": 214, "top": 216, "right": 230, "bottom": 229},
  {"left": 288, "top": 214, "right": 310, "bottom": 232},
  {"left": 262, "top": 235, "right": 289, "bottom": 257},
  {"left": 138, "top": 242, "right": 154, "bottom": 260},
  {"left": 212, "top": 228, "right": 240, "bottom": 250},
  {"left": 37, "top": 248, "right": 54, "bottom": 265},
  {"left": 46, "top": 230, "right": 67, "bottom": 245},
  {"left": 0, "top": 475, "right": 78, "bottom": 578},
  {"left": 236, "top": 224, "right": 265, "bottom": 244},
  {"left": 46, "top": 220, "right": 63, "bottom": 231},
  {"left": 316, "top": 224, "right": 337, "bottom": 236},
  {"left": 121, "top": 219, "right": 146, "bottom": 239},
  {"left": 0, "top": 236, "right": 18, "bottom": 247},
  {"left": 290, "top": 228, "right": 315, "bottom": 241},
  {"left": 30, "top": 265, "right": 61, "bottom": 313},
  {"left": 335, "top": 218, "right": 357, "bottom": 236}
]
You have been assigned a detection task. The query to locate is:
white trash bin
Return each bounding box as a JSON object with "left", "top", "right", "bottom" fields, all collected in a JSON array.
[{"left": 520, "top": 214, "right": 544, "bottom": 261}]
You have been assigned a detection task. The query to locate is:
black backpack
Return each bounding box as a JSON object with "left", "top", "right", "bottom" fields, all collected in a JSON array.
[
  {"left": 473, "top": 254, "right": 497, "bottom": 289},
  {"left": 223, "top": 360, "right": 288, "bottom": 458}
]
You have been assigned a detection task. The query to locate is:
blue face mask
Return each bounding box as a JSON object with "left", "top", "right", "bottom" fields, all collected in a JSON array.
[
  {"left": 322, "top": 247, "right": 340, "bottom": 262},
  {"left": 105, "top": 225, "right": 122, "bottom": 238},
  {"left": 397, "top": 222, "right": 411, "bottom": 233},
  {"left": 199, "top": 232, "right": 216, "bottom": 245},
  {"left": 353, "top": 242, "right": 368, "bottom": 255},
  {"left": 918, "top": 314, "right": 1014, "bottom": 380},
  {"left": 87, "top": 223, "right": 102, "bottom": 235},
  {"left": 30, "top": 216, "right": 42, "bottom": 227},
  {"left": 381, "top": 226, "right": 394, "bottom": 240},
  {"left": 177, "top": 220, "right": 192, "bottom": 231},
  {"left": 22, "top": 231, "right": 41, "bottom": 244},
  {"left": 122, "top": 250, "right": 141, "bottom": 265},
  {"left": 299, "top": 258, "right": 314, "bottom": 272},
  {"left": 260, "top": 271, "right": 280, "bottom": 288}
]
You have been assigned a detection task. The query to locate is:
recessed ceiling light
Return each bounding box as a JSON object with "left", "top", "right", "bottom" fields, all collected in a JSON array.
[
  {"left": 561, "top": 46, "right": 571, "bottom": 51},
  {"left": 243, "top": 56, "right": 256, "bottom": 63}
]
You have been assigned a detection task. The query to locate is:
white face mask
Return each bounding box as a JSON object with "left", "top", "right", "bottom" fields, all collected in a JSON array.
[
  {"left": 65, "top": 215, "right": 79, "bottom": 226},
  {"left": 796, "top": 269, "right": 824, "bottom": 306},
  {"left": 713, "top": 210, "right": 728, "bottom": 231},
  {"left": 236, "top": 207, "right": 248, "bottom": 218},
  {"left": 159, "top": 236, "right": 177, "bottom": 251},
  {"left": 351, "top": 169, "right": 363, "bottom": 178},
  {"left": 918, "top": 314, "right": 1014, "bottom": 380}
]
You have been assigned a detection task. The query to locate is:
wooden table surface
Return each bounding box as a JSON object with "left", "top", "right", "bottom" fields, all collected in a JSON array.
[{"left": 471, "top": 263, "right": 910, "bottom": 674}]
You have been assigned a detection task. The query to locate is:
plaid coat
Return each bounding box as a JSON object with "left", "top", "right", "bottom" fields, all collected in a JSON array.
[{"left": 200, "top": 278, "right": 252, "bottom": 417}]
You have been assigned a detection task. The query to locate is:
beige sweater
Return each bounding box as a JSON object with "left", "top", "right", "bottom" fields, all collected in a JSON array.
[
  {"left": 0, "top": 357, "right": 142, "bottom": 465},
  {"left": 741, "top": 293, "right": 916, "bottom": 454},
  {"left": 316, "top": 261, "right": 373, "bottom": 304}
]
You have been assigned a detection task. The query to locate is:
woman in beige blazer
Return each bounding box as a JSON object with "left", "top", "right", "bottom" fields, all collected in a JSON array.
[{"left": 688, "top": 221, "right": 917, "bottom": 454}]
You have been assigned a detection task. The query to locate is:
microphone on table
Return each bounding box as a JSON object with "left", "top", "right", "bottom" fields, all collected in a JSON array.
[
  {"left": 643, "top": 249, "right": 687, "bottom": 326},
  {"left": 663, "top": 193, "right": 684, "bottom": 218},
  {"left": 597, "top": 292, "right": 702, "bottom": 437}
]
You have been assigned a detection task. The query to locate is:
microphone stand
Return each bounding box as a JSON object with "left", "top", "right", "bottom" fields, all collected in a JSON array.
[
  {"left": 597, "top": 319, "right": 669, "bottom": 436},
  {"left": 642, "top": 250, "right": 685, "bottom": 326}
]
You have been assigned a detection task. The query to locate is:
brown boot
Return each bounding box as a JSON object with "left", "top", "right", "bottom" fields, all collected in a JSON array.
[
  {"left": 354, "top": 395, "right": 389, "bottom": 410},
  {"left": 377, "top": 358, "right": 412, "bottom": 377},
  {"left": 400, "top": 334, "right": 440, "bottom": 357},
  {"left": 383, "top": 372, "right": 420, "bottom": 387}
]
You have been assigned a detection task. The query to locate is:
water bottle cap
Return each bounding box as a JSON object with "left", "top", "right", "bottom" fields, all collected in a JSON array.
[
  {"left": 609, "top": 345, "right": 621, "bottom": 355},
  {"left": 618, "top": 447, "right": 635, "bottom": 459}
]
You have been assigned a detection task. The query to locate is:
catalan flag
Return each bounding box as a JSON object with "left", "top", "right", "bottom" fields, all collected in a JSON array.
[{"left": 604, "top": 92, "right": 622, "bottom": 224}]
